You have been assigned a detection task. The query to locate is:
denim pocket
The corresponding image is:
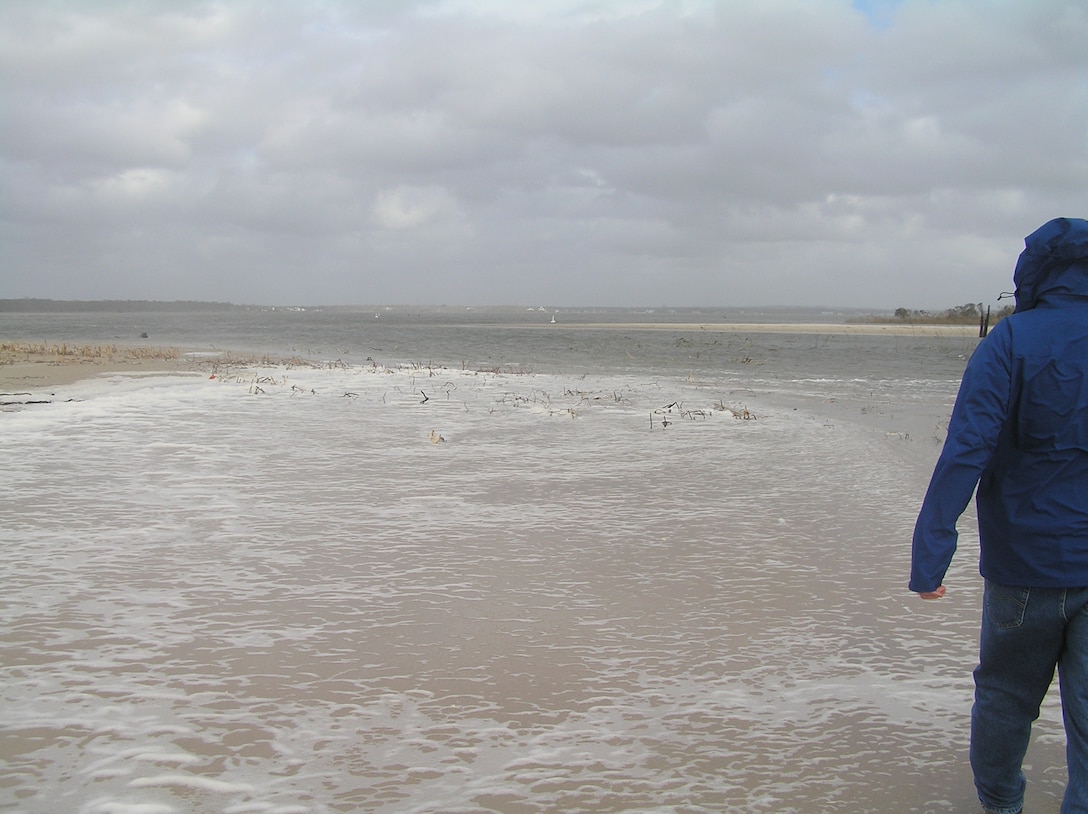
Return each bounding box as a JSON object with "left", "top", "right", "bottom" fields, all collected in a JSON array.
[{"left": 984, "top": 582, "right": 1030, "bottom": 630}]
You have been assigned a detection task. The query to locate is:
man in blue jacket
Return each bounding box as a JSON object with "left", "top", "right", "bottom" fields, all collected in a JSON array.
[{"left": 911, "top": 217, "right": 1088, "bottom": 814}]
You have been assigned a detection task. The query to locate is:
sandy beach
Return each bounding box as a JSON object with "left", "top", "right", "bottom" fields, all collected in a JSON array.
[{"left": 0, "top": 342, "right": 194, "bottom": 393}]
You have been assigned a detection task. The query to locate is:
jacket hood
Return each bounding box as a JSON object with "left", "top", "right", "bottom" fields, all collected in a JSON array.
[{"left": 1012, "top": 217, "right": 1088, "bottom": 313}]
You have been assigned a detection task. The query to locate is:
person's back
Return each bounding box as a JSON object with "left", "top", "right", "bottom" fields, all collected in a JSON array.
[
  {"left": 911, "top": 217, "right": 1088, "bottom": 592},
  {"left": 910, "top": 217, "right": 1088, "bottom": 814},
  {"left": 975, "top": 252, "right": 1088, "bottom": 587}
]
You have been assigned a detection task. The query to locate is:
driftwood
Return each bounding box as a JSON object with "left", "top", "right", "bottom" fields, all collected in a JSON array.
[{"left": 1, "top": 395, "right": 78, "bottom": 406}]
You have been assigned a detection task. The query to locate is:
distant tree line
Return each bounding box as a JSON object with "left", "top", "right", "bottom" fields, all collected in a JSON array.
[
  {"left": 0, "top": 299, "right": 242, "bottom": 313},
  {"left": 884, "top": 302, "right": 1015, "bottom": 325}
]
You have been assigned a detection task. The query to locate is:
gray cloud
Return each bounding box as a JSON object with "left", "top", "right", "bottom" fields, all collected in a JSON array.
[{"left": 1, "top": 0, "right": 1085, "bottom": 308}]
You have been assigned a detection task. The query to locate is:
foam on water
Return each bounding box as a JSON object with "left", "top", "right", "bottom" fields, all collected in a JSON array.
[{"left": 1, "top": 360, "right": 1066, "bottom": 812}]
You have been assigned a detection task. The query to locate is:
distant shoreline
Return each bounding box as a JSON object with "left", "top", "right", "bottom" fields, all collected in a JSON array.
[
  {"left": 0, "top": 299, "right": 242, "bottom": 313},
  {"left": 515, "top": 321, "right": 981, "bottom": 336}
]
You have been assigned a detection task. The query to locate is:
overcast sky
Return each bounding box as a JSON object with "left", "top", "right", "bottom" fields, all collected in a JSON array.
[{"left": 2, "top": 0, "right": 1085, "bottom": 309}]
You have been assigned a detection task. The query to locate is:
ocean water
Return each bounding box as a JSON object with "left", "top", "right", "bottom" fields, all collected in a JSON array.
[{"left": 0, "top": 309, "right": 1067, "bottom": 813}]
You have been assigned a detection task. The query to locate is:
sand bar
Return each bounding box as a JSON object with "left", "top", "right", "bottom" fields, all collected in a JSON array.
[{"left": 0, "top": 342, "right": 230, "bottom": 394}]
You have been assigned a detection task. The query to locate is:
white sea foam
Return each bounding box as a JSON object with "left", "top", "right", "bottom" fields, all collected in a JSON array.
[{"left": 0, "top": 361, "right": 1067, "bottom": 812}]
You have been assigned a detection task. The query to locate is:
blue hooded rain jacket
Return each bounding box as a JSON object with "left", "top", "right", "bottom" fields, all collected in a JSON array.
[{"left": 910, "top": 217, "right": 1088, "bottom": 593}]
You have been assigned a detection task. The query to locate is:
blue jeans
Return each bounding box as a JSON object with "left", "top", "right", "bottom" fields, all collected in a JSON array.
[{"left": 971, "top": 581, "right": 1088, "bottom": 814}]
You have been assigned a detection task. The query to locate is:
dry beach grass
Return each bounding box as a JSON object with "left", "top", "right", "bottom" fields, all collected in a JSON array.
[
  {"left": 0, "top": 341, "right": 190, "bottom": 392},
  {"left": 0, "top": 341, "right": 311, "bottom": 396}
]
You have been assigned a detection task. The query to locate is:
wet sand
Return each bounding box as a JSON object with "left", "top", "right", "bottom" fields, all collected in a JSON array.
[{"left": 0, "top": 334, "right": 1067, "bottom": 813}]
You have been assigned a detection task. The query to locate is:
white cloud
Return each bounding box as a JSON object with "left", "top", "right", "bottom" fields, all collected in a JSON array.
[
  {"left": 372, "top": 184, "right": 470, "bottom": 235},
  {"left": 88, "top": 167, "right": 180, "bottom": 203}
]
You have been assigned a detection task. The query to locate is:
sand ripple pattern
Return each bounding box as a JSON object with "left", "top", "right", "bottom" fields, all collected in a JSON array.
[{"left": 1, "top": 364, "right": 1066, "bottom": 812}]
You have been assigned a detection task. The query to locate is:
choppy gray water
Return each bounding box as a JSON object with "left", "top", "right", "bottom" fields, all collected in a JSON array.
[{"left": 0, "top": 308, "right": 1067, "bottom": 812}]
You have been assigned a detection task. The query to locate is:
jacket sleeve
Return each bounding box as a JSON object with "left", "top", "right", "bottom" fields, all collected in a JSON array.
[{"left": 909, "top": 326, "right": 1013, "bottom": 592}]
